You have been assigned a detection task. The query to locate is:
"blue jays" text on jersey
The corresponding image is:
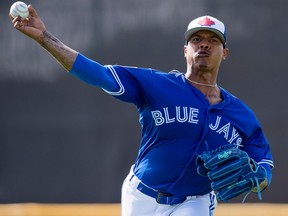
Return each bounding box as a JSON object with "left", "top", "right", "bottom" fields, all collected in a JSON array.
[{"left": 70, "top": 53, "right": 273, "bottom": 196}]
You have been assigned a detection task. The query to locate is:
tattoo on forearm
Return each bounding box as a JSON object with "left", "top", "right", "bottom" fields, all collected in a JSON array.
[{"left": 40, "top": 31, "right": 77, "bottom": 71}]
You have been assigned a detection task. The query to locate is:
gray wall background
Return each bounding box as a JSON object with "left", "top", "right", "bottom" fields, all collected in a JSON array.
[{"left": 0, "top": 0, "right": 286, "bottom": 203}]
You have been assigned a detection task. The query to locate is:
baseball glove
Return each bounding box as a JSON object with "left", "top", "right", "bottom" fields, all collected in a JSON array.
[{"left": 196, "top": 144, "right": 267, "bottom": 202}]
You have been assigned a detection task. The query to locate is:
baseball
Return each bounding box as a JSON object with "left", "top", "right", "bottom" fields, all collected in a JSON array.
[{"left": 10, "top": 1, "right": 29, "bottom": 19}]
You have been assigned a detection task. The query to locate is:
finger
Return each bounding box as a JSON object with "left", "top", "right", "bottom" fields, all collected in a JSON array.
[
  {"left": 14, "top": 21, "right": 22, "bottom": 30},
  {"left": 10, "top": 15, "right": 21, "bottom": 25},
  {"left": 9, "top": 12, "right": 19, "bottom": 21},
  {"left": 14, "top": 20, "right": 24, "bottom": 30},
  {"left": 8, "top": 13, "right": 13, "bottom": 20},
  {"left": 27, "top": 5, "right": 39, "bottom": 18}
]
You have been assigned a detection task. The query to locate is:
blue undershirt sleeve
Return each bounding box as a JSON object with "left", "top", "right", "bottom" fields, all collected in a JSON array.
[{"left": 69, "top": 53, "right": 119, "bottom": 92}]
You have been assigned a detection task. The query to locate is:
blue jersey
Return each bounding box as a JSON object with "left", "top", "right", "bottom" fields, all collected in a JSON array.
[{"left": 70, "top": 53, "right": 274, "bottom": 196}]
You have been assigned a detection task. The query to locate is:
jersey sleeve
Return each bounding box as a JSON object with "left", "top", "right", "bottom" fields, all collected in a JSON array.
[
  {"left": 69, "top": 53, "right": 120, "bottom": 92},
  {"left": 241, "top": 121, "right": 274, "bottom": 185},
  {"left": 102, "top": 65, "right": 155, "bottom": 106},
  {"left": 69, "top": 53, "right": 155, "bottom": 106}
]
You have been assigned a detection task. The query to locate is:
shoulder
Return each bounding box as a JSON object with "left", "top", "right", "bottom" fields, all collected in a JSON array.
[
  {"left": 109, "top": 65, "right": 152, "bottom": 74},
  {"left": 168, "top": 69, "right": 185, "bottom": 77},
  {"left": 220, "top": 88, "right": 263, "bottom": 136},
  {"left": 221, "top": 87, "right": 255, "bottom": 115},
  {"left": 110, "top": 65, "right": 185, "bottom": 80}
]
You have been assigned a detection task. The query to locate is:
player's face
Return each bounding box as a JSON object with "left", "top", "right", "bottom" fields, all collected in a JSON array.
[{"left": 184, "top": 30, "right": 229, "bottom": 72}]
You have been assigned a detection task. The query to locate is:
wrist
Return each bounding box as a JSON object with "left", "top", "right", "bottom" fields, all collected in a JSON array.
[{"left": 37, "top": 30, "right": 49, "bottom": 44}]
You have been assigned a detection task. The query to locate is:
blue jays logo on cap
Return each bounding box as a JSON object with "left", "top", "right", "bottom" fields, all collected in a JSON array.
[
  {"left": 184, "top": 15, "right": 227, "bottom": 46},
  {"left": 197, "top": 16, "right": 216, "bottom": 27}
]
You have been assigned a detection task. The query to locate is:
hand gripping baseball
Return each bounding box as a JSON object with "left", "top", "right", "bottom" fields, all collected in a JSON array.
[
  {"left": 196, "top": 145, "right": 267, "bottom": 202},
  {"left": 9, "top": 4, "right": 47, "bottom": 42}
]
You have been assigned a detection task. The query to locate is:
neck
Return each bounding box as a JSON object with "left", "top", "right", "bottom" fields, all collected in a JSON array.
[{"left": 185, "top": 76, "right": 217, "bottom": 88}]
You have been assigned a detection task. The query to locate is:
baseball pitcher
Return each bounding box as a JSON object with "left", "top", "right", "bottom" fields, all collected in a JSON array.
[{"left": 10, "top": 5, "right": 273, "bottom": 216}]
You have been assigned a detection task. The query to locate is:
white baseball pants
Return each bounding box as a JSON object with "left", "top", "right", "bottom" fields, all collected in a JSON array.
[{"left": 121, "top": 166, "right": 217, "bottom": 216}]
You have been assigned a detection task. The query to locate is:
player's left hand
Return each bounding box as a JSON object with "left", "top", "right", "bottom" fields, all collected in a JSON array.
[{"left": 196, "top": 144, "right": 267, "bottom": 202}]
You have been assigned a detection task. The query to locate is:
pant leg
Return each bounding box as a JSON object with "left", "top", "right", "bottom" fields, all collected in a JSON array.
[
  {"left": 121, "top": 167, "right": 158, "bottom": 216},
  {"left": 170, "top": 192, "right": 217, "bottom": 216},
  {"left": 121, "top": 166, "right": 217, "bottom": 216}
]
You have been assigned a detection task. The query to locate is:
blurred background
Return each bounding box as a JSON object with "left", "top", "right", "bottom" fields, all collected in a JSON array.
[{"left": 0, "top": 0, "right": 286, "bottom": 204}]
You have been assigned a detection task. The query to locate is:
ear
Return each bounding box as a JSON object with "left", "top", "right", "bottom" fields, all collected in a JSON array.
[
  {"left": 222, "top": 48, "right": 229, "bottom": 60},
  {"left": 184, "top": 45, "right": 188, "bottom": 58}
]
